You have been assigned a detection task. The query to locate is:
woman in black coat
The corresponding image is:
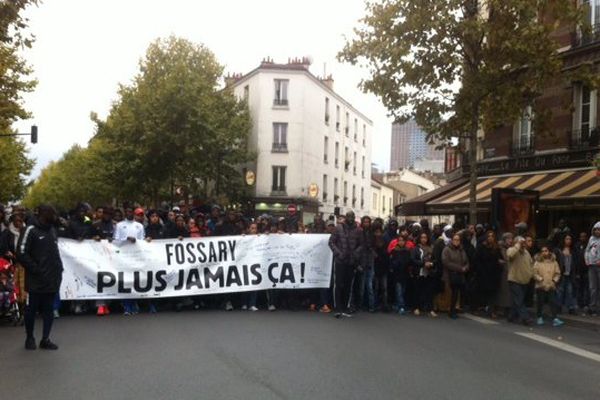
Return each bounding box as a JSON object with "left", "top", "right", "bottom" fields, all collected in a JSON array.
[{"left": 474, "top": 231, "right": 503, "bottom": 317}]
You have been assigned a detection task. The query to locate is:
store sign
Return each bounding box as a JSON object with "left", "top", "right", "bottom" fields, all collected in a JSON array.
[
  {"left": 308, "top": 183, "right": 319, "bottom": 198},
  {"left": 475, "top": 149, "right": 598, "bottom": 175}
]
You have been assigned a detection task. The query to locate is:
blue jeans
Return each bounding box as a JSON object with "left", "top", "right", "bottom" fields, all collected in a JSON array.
[
  {"left": 556, "top": 278, "right": 575, "bottom": 311},
  {"left": 509, "top": 282, "right": 529, "bottom": 322},
  {"left": 395, "top": 281, "right": 406, "bottom": 310},
  {"left": 359, "top": 266, "right": 375, "bottom": 310}
]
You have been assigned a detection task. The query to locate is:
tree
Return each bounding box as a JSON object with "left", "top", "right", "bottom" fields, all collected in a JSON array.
[
  {"left": 0, "top": 0, "right": 38, "bottom": 202},
  {"left": 22, "top": 141, "right": 114, "bottom": 210},
  {"left": 93, "top": 36, "right": 253, "bottom": 207},
  {"left": 340, "top": 0, "right": 590, "bottom": 223}
]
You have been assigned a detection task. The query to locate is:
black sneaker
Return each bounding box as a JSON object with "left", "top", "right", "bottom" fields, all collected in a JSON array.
[
  {"left": 25, "top": 337, "right": 37, "bottom": 350},
  {"left": 39, "top": 339, "right": 58, "bottom": 350}
]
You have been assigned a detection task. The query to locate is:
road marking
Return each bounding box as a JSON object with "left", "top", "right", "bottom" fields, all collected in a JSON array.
[
  {"left": 462, "top": 313, "right": 500, "bottom": 325},
  {"left": 515, "top": 332, "right": 600, "bottom": 363}
]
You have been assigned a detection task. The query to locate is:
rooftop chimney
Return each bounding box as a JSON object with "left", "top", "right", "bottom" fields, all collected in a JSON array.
[{"left": 320, "top": 74, "right": 334, "bottom": 90}]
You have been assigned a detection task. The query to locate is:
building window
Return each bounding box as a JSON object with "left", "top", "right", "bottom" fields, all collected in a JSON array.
[
  {"left": 336, "top": 105, "right": 341, "bottom": 131},
  {"left": 512, "top": 106, "right": 534, "bottom": 156},
  {"left": 343, "top": 181, "right": 348, "bottom": 205},
  {"left": 323, "top": 175, "right": 328, "bottom": 201},
  {"left": 572, "top": 84, "right": 598, "bottom": 148},
  {"left": 243, "top": 85, "right": 249, "bottom": 102},
  {"left": 362, "top": 124, "right": 366, "bottom": 147},
  {"left": 353, "top": 151, "right": 357, "bottom": 175},
  {"left": 334, "top": 178, "right": 339, "bottom": 203},
  {"left": 361, "top": 156, "right": 365, "bottom": 178},
  {"left": 272, "top": 123, "right": 288, "bottom": 152},
  {"left": 382, "top": 195, "right": 386, "bottom": 213},
  {"left": 344, "top": 147, "right": 350, "bottom": 171},
  {"left": 360, "top": 188, "right": 364, "bottom": 209},
  {"left": 373, "top": 193, "right": 378, "bottom": 210},
  {"left": 352, "top": 185, "right": 356, "bottom": 208},
  {"left": 271, "top": 166, "right": 286, "bottom": 193},
  {"left": 345, "top": 112, "right": 350, "bottom": 135},
  {"left": 335, "top": 142, "right": 339, "bottom": 168},
  {"left": 274, "top": 79, "right": 288, "bottom": 106},
  {"left": 323, "top": 136, "right": 329, "bottom": 163},
  {"left": 576, "top": 0, "right": 600, "bottom": 46},
  {"left": 389, "top": 197, "right": 392, "bottom": 215},
  {"left": 325, "top": 97, "right": 330, "bottom": 124},
  {"left": 354, "top": 118, "right": 358, "bottom": 140}
]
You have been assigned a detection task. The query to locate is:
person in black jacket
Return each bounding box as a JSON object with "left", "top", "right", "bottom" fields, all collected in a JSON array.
[
  {"left": 17, "top": 204, "right": 63, "bottom": 351},
  {"left": 373, "top": 225, "right": 390, "bottom": 311},
  {"left": 329, "top": 211, "right": 361, "bottom": 317},
  {"left": 474, "top": 231, "right": 503, "bottom": 317},
  {"left": 145, "top": 210, "right": 165, "bottom": 240},
  {"left": 554, "top": 234, "right": 580, "bottom": 315},
  {"left": 390, "top": 236, "right": 412, "bottom": 314}
]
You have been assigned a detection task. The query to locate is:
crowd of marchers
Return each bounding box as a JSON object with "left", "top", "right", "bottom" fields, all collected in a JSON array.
[{"left": 1, "top": 202, "right": 600, "bottom": 335}]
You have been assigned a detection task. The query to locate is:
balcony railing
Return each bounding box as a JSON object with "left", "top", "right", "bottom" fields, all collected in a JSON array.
[
  {"left": 569, "top": 128, "right": 600, "bottom": 150},
  {"left": 272, "top": 143, "right": 288, "bottom": 153},
  {"left": 273, "top": 98, "right": 288, "bottom": 106},
  {"left": 572, "top": 23, "right": 600, "bottom": 48},
  {"left": 511, "top": 136, "right": 535, "bottom": 157}
]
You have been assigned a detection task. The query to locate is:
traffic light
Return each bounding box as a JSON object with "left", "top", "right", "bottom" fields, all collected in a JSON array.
[{"left": 30, "top": 125, "right": 38, "bottom": 144}]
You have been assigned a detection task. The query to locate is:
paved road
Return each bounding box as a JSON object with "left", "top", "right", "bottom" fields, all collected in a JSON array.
[{"left": 1, "top": 310, "right": 599, "bottom": 400}]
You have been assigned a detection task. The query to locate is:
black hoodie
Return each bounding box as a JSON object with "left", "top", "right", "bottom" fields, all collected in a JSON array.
[{"left": 17, "top": 218, "right": 64, "bottom": 293}]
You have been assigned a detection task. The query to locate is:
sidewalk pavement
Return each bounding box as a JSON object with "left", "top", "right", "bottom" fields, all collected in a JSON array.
[{"left": 559, "top": 313, "right": 600, "bottom": 331}]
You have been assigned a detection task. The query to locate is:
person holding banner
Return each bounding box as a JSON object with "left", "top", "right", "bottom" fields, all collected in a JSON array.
[
  {"left": 18, "top": 204, "right": 63, "bottom": 350},
  {"left": 113, "top": 206, "right": 145, "bottom": 315},
  {"left": 329, "top": 211, "right": 361, "bottom": 318}
]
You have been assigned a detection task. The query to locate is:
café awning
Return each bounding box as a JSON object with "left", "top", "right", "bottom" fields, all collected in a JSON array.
[{"left": 399, "top": 168, "right": 600, "bottom": 215}]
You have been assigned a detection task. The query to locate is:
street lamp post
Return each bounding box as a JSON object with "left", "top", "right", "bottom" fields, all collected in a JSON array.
[{"left": 0, "top": 125, "right": 38, "bottom": 143}]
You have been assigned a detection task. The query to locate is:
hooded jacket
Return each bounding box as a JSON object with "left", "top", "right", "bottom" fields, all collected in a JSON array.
[
  {"left": 584, "top": 221, "right": 600, "bottom": 266},
  {"left": 507, "top": 244, "right": 534, "bottom": 284},
  {"left": 329, "top": 222, "right": 361, "bottom": 264},
  {"left": 533, "top": 253, "right": 561, "bottom": 291},
  {"left": 17, "top": 217, "right": 64, "bottom": 293}
]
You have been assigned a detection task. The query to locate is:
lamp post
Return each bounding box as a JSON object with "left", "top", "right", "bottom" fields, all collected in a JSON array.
[{"left": 0, "top": 125, "right": 38, "bottom": 143}]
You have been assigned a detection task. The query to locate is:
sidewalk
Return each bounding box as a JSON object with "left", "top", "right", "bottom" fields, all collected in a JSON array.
[{"left": 559, "top": 313, "right": 600, "bottom": 331}]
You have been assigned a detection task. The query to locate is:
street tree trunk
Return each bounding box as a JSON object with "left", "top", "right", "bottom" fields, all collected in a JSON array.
[{"left": 468, "top": 108, "right": 479, "bottom": 225}]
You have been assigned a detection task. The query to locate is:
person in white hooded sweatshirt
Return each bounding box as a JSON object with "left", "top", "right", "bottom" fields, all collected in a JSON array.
[{"left": 584, "top": 222, "right": 600, "bottom": 315}]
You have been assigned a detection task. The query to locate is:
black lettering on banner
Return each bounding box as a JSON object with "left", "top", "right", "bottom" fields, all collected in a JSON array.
[
  {"left": 242, "top": 264, "right": 249, "bottom": 286},
  {"left": 98, "top": 271, "right": 116, "bottom": 293},
  {"left": 186, "top": 242, "right": 197, "bottom": 264},
  {"left": 268, "top": 263, "right": 279, "bottom": 286},
  {"left": 186, "top": 268, "right": 203, "bottom": 289},
  {"left": 155, "top": 270, "right": 167, "bottom": 291},
  {"left": 117, "top": 271, "right": 132, "bottom": 293},
  {"left": 174, "top": 269, "right": 185, "bottom": 290},
  {"left": 133, "top": 271, "right": 153, "bottom": 293},
  {"left": 250, "top": 264, "right": 262, "bottom": 285},
  {"left": 218, "top": 241, "right": 227, "bottom": 262},
  {"left": 280, "top": 262, "right": 295, "bottom": 283},
  {"left": 226, "top": 265, "right": 242, "bottom": 287},
  {"left": 228, "top": 240, "right": 236, "bottom": 261},
  {"left": 204, "top": 266, "right": 224, "bottom": 288},
  {"left": 208, "top": 243, "right": 217, "bottom": 263},
  {"left": 197, "top": 242, "right": 207, "bottom": 263},
  {"left": 175, "top": 244, "right": 185, "bottom": 264},
  {"left": 165, "top": 243, "right": 174, "bottom": 266}
]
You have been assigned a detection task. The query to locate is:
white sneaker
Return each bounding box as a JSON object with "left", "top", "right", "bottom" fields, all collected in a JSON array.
[
  {"left": 53, "top": 310, "right": 60, "bottom": 319},
  {"left": 225, "top": 301, "right": 234, "bottom": 311},
  {"left": 268, "top": 305, "right": 276, "bottom": 312},
  {"left": 241, "top": 305, "right": 248, "bottom": 311},
  {"left": 249, "top": 306, "right": 259, "bottom": 312},
  {"left": 74, "top": 304, "right": 83, "bottom": 314}
]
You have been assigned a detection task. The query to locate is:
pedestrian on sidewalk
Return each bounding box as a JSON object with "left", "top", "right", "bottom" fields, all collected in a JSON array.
[
  {"left": 442, "top": 233, "right": 469, "bottom": 319},
  {"left": 554, "top": 234, "right": 580, "bottom": 315},
  {"left": 17, "top": 204, "right": 63, "bottom": 350},
  {"left": 507, "top": 236, "right": 534, "bottom": 325},
  {"left": 584, "top": 221, "right": 600, "bottom": 316},
  {"left": 533, "top": 246, "right": 563, "bottom": 327}
]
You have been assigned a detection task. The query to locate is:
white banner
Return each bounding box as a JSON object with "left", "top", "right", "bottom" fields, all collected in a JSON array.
[{"left": 58, "top": 234, "right": 333, "bottom": 300}]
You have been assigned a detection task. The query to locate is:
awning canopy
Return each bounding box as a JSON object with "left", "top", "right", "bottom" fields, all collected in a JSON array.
[{"left": 399, "top": 169, "right": 600, "bottom": 216}]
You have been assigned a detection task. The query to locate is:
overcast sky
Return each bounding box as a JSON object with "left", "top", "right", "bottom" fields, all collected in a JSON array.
[{"left": 15, "top": 0, "right": 393, "bottom": 178}]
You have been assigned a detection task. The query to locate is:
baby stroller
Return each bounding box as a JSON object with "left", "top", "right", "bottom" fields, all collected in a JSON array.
[{"left": 0, "top": 258, "right": 21, "bottom": 326}]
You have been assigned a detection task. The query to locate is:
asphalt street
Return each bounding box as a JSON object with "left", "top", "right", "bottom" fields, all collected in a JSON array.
[{"left": 1, "top": 309, "right": 599, "bottom": 400}]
